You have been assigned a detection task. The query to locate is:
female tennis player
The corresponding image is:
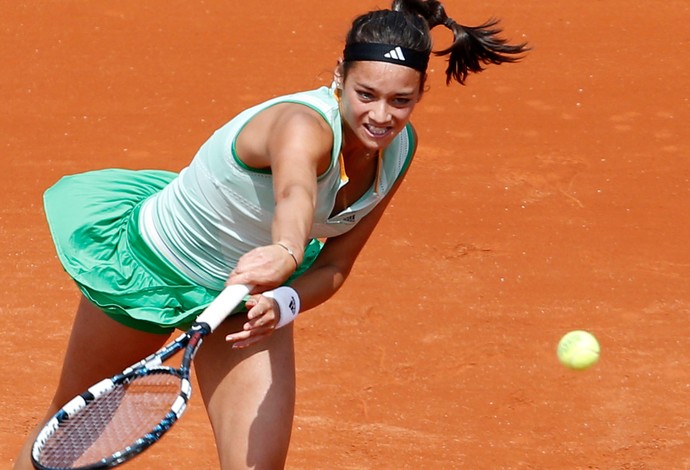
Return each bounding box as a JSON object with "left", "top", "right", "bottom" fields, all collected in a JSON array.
[{"left": 15, "top": 1, "right": 527, "bottom": 468}]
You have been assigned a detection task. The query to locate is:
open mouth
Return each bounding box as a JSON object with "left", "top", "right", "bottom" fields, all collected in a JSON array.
[{"left": 363, "top": 123, "right": 392, "bottom": 139}]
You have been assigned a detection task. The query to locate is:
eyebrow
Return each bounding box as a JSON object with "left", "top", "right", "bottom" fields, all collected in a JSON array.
[{"left": 355, "top": 83, "right": 416, "bottom": 97}]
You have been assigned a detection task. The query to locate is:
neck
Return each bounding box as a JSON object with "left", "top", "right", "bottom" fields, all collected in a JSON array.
[{"left": 340, "top": 126, "right": 378, "bottom": 163}]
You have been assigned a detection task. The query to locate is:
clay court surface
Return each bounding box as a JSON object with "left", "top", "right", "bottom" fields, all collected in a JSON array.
[{"left": 2, "top": 1, "right": 689, "bottom": 468}]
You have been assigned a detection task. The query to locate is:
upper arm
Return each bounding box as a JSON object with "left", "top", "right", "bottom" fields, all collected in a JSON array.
[
  {"left": 266, "top": 107, "right": 333, "bottom": 202},
  {"left": 235, "top": 102, "right": 333, "bottom": 200}
]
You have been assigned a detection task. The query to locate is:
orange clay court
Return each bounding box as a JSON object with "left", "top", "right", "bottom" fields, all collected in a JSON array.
[{"left": 2, "top": 1, "right": 689, "bottom": 468}]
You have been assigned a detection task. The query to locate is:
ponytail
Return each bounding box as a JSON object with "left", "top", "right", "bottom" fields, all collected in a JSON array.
[{"left": 392, "top": 0, "right": 528, "bottom": 85}]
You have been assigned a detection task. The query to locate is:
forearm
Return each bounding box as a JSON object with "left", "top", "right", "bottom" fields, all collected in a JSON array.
[
  {"left": 227, "top": 187, "right": 316, "bottom": 290},
  {"left": 285, "top": 178, "right": 407, "bottom": 312},
  {"left": 288, "top": 261, "right": 350, "bottom": 312},
  {"left": 271, "top": 185, "right": 314, "bottom": 263}
]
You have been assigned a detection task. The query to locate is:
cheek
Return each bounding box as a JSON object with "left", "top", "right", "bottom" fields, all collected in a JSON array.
[
  {"left": 344, "top": 99, "right": 366, "bottom": 116},
  {"left": 391, "top": 106, "right": 414, "bottom": 126},
  {"left": 340, "top": 100, "right": 367, "bottom": 126}
]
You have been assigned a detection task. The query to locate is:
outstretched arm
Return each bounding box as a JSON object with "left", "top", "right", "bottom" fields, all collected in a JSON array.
[
  {"left": 228, "top": 152, "right": 414, "bottom": 349},
  {"left": 227, "top": 103, "right": 333, "bottom": 293}
]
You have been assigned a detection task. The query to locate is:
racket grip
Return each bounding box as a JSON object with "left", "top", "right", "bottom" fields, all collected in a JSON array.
[{"left": 196, "top": 284, "right": 251, "bottom": 332}]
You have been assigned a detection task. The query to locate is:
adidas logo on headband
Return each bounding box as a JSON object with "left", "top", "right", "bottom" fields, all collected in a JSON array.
[
  {"left": 343, "top": 43, "right": 429, "bottom": 73},
  {"left": 383, "top": 46, "right": 406, "bottom": 61}
]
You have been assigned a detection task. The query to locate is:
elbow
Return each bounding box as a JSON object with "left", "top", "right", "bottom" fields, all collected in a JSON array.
[{"left": 274, "top": 184, "right": 316, "bottom": 209}]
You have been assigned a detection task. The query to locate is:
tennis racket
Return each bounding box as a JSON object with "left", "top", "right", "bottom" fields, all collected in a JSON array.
[{"left": 31, "top": 283, "right": 251, "bottom": 470}]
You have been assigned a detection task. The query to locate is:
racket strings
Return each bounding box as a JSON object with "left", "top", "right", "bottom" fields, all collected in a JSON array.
[{"left": 37, "top": 372, "right": 182, "bottom": 468}]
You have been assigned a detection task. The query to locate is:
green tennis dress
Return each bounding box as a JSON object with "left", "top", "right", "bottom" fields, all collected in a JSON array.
[{"left": 44, "top": 169, "right": 214, "bottom": 333}]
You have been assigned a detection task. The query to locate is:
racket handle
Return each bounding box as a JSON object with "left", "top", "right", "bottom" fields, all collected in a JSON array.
[{"left": 196, "top": 284, "right": 251, "bottom": 332}]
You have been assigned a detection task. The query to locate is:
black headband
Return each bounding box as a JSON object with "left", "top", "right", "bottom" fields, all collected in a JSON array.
[{"left": 343, "top": 43, "right": 429, "bottom": 73}]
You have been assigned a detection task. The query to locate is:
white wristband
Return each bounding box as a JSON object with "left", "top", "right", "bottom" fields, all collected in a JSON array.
[{"left": 263, "top": 286, "right": 300, "bottom": 329}]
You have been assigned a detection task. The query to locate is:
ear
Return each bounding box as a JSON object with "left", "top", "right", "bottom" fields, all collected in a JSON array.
[
  {"left": 333, "top": 59, "right": 345, "bottom": 88},
  {"left": 417, "top": 73, "right": 428, "bottom": 101}
]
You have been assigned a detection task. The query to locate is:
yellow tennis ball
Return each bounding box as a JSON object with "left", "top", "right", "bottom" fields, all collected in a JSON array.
[{"left": 557, "top": 330, "right": 600, "bottom": 370}]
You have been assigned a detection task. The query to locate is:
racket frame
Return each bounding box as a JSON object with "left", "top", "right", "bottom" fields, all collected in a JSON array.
[{"left": 31, "top": 284, "right": 250, "bottom": 470}]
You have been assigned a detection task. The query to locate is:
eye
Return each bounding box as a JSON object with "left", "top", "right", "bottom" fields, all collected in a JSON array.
[
  {"left": 392, "top": 97, "right": 412, "bottom": 106},
  {"left": 356, "top": 90, "right": 374, "bottom": 101}
]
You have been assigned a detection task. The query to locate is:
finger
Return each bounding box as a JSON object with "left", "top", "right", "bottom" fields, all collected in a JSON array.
[
  {"left": 246, "top": 308, "right": 276, "bottom": 323},
  {"left": 246, "top": 300, "right": 276, "bottom": 322},
  {"left": 225, "top": 329, "right": 252, "bottom": 343},
  {"left": 227, "top": 277, "right": 274, "bottom": 295},
  {"left": 245, "top": 304, "right": 263, "bottom": 321},
  {"left": 238, "top": 325, "right": 274, "bottom": 346},
  {"left": 226, "top": 328, "right": 273, "bottom": 349},
  {"left": 244, "top": 315, "right": 277, "bottom": 331},
  {"left": 243, "top": 296, "right": 260, "bottom": 310},
  {"left": 226, "top": 323, "right": 273, "bottom": 341},
  {"left": 231, "top": 334, "right": 269, "bottom": 349}
]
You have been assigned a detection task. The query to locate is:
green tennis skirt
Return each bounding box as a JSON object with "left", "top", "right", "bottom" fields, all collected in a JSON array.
[{"left": 44, "top": 169, "right": 321, "bottom": 334}]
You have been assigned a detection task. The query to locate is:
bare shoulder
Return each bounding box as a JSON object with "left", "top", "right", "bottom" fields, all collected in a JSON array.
[
  {"left": 266, "top": 103, "right": 334, "bottom": 172},
  {"left": 268, "top": 103, "right": 332, "bottom": 143},
  {"left": 236, "top": 102, "right": 333, "bottom": 170}
]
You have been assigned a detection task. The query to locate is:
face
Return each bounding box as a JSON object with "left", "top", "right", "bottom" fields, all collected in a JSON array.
[{"left": 336, "top": 61, "right": 423, "bottom": 152}]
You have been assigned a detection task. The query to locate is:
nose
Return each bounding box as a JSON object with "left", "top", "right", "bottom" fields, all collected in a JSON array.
[{"left": 368, "top": 102, "right": 392, "bottom": 124}]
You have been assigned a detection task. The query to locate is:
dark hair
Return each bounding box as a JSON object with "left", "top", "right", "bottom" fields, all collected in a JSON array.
[{"left": 343, "top": 0, "right": 528, "bottom": 85}]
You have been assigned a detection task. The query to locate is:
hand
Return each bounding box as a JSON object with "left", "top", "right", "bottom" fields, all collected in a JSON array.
[
  {"left": 226, "top": 244, "right": 297, "bottom": 293},
  {"left": 225, "top": 294, "right": 279, "bottom": 349}
]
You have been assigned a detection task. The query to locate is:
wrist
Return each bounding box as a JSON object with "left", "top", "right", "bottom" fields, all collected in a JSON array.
[
  {"left": 263, "top": 286, "right": 301, "bottom": 328},
  {"left": 275, "top": 242, "right": 300, "bottom": 269}
]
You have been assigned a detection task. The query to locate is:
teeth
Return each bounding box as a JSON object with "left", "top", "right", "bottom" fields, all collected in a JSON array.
[{"left": 366, "top": 125, "right": 388, "bottom": 136}]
